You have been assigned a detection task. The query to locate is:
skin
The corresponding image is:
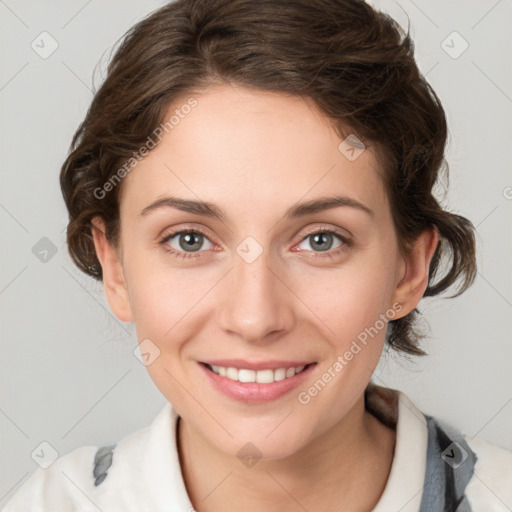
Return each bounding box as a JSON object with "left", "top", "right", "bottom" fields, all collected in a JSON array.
[{"left": 92, "top": 83, "right": 438, "bottom": 511}]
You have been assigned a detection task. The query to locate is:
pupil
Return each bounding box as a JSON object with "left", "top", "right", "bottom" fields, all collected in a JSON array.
[
  {"left": 180, "top": 233, "right": 201, "bottom": 251},
  {"left": 312, "top": 233, "right": 332, "bottom": 252}
]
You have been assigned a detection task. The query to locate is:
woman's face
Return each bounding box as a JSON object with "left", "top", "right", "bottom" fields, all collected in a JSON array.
[{"left": 96, "top": 83, "right": 432, "bottom": 460}]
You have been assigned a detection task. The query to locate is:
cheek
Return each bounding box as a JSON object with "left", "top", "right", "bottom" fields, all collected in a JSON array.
[
  {"left": 124, "top": 243, "right": 223, "bottom": 361},
  {"left": 293, "top": 249, "right": 398, "bottom": 346},
  {"left": 291, "top": 257, "right": 397, "bottom": 420},
  {"left": 128, "top": 266, "right": 212, "bottom": 337},
  {"left": 125, "top": 260, "right": 217, "bottom": 408}
]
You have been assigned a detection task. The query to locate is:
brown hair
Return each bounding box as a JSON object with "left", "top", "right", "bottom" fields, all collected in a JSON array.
[{"left": 60, "top": 0, "right": 476, "bottom": 356}]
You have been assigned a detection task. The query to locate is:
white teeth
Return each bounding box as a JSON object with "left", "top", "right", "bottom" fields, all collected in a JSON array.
[
  {"left": 208, "top": 364, "right": 308, "bottom": 383},
  {"left": 256, "top": 369, "right": 274, "bottom": 384},
  {"left": 274, "top": 368, "right": 286, "bottom": 381},
  {"left": 226, "top": 367, "right": 238, "bottom": 380},
  {"left": 238, "top": 369, "right": 256, "bottom": 383}
]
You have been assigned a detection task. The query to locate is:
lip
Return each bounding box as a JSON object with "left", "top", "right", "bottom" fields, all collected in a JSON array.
[{"left": 198, "top": 361, "right": 317, "bottom": 404}]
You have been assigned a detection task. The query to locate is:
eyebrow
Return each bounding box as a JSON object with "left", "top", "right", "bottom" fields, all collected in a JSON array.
[{"left": 139, "top": 195, "right": 374, "bottom": 221}]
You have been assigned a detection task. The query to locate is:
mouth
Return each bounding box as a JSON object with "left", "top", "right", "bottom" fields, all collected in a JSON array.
[{"left": 198, "top": 360, "right": 317, "bottom": 403}]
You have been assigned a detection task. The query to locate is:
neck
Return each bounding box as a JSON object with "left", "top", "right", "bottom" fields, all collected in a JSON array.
[{"left": 177, "top": 393, "right": 396, "bottom": 512}]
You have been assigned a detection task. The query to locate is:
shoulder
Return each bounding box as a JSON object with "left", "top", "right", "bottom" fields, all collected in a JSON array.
[
  {"left": 1, "top": 404, "right": 178, "bottom": 512},
  {"left": 2, "top": 427, "right": 150, "bottom": 511},
  {"left": 422, "top": 413, "right": 512, "bottom": 511},
  {"left": 2, "top": 444, "right": 101, "bottom": 512},
  {"left": 367, "top": 385, "right": 512, "bottom": 512},
  {"left": 464, "top": 434, "right": 512, "bottom": 510}
]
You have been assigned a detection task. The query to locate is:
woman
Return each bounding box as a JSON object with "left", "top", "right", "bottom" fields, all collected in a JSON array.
[{"left": 4, "top": 0, "right": 511, "bottom": 510}]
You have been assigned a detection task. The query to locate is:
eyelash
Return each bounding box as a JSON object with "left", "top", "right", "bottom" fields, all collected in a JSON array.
[{"left": 158, "top": 226, "right": 352, "bottom": 260}]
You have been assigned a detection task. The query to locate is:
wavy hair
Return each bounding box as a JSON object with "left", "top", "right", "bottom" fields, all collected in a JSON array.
[{"left": 60, "top": 0, "right": 477, "bottom": 355}]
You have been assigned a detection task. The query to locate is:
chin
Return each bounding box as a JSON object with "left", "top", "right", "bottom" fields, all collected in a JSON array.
[
  {"left": 207, "top": 417, "right": 315, "bottom": 463},
  {"left": 222, "top": 435, "right": 307, "bottom": 463}
]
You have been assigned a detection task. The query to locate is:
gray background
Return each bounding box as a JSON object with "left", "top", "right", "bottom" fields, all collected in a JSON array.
[{"left": 1, "top": 0, "right": 511, "bottom": 505}]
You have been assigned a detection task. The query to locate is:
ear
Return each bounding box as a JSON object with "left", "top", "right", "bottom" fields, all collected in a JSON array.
[
  {"left": 391, "top": 226, "right": 439, "bottom": 318},
  {"left": 91, "top": 216, "right": 134, "bottom": 323}
]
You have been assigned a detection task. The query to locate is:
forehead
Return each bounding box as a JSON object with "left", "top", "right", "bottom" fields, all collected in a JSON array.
[{"left": 119, "top": 84, "right": 388, "bottom": 222}]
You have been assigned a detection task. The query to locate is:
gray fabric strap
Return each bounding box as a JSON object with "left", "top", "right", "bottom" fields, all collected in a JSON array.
[
  {"left": 93, "top": 444, "right": 116, "bottom": 487},
  {"left": 419, "top": 414, "right": 477, "bottom": 512}
]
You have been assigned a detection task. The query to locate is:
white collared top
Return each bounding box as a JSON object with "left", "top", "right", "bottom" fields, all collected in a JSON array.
[{"left": 3, "top": 386, "right": 512, "bottom": 511}]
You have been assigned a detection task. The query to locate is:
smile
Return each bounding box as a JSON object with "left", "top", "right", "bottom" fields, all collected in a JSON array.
[{"left": 198, "top": 360, "right": 317, "bottom": 403}]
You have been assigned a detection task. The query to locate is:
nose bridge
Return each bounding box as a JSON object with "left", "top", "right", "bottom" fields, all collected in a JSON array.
[{"left": 218, "top": 238, "right": 294, "bottom": 342}]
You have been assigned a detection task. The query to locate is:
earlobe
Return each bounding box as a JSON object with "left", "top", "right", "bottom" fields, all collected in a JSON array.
[
  {"left": 91, "top": 216, "right": 134, "bottom": 323},
  {"left": 391, "top": 227, "right": 439, "bottom": 318}
]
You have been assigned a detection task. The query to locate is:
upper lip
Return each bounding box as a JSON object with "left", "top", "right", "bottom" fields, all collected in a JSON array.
[{"left": 201, "top": 359, "right": 316, "bottom": 371}]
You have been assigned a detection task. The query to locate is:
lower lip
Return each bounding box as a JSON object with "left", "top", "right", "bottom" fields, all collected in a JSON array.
[{"left": 198, "top": 362, "right": 316, "bottom": 404}]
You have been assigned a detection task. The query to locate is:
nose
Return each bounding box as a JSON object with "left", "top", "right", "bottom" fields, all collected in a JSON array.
[{"left": 218, "top": 245, "right": 296, "bottom": 344}]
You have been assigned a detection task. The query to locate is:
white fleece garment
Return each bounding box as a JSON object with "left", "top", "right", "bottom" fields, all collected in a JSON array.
[{"left": 3, "top": 387, "right": 512, "bottom": 511}]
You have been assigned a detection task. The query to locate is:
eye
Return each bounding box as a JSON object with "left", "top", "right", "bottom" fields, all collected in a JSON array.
[
  {"left": 158, "top": 226, "right": 352, "bottom": 260},
  {"left": 159, "top": 229, "right": 214, "bottom": 259},
  {"left": 295, "top": 228, "right": 352, "bottom": 258}
]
